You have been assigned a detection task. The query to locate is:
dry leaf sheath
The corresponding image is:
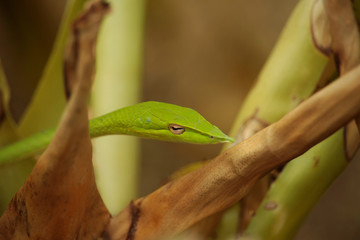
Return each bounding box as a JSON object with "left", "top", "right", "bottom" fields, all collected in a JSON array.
[{"left": 324, "top": 0, "right": 360, "bottom": 131}]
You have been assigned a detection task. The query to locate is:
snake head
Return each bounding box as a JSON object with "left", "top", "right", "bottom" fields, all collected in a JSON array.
[{"left": 132, "top": 101, "right": 234, "bottom": 144}]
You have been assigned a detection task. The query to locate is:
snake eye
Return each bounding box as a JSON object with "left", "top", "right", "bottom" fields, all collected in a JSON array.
[{"left": 169, "top": 124, "right": 185, "bottom": 135}]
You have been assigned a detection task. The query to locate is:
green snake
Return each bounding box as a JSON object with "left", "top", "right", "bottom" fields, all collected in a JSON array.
[{"left": 0, "top": 101, "right": 233, "bottom": 164}]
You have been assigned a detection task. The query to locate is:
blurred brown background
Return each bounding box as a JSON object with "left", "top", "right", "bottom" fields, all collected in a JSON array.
[{"left": 0, "top": 0, "right": 359, "bottom": 239}]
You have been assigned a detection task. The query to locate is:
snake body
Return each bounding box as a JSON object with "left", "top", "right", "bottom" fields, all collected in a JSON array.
[{"left": 0, "top": 101, "right": 233, "bottom": 164}]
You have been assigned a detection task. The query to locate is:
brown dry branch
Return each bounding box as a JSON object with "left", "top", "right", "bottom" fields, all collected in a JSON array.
[
  {"left": 0, "top": 1, "right": 110, "bottom": 239},
  {"left": 107, "top": 64, "right": 360, "bottom": 239},
  {"left": 238, "top": 175, "right": 270, "bottom": 233},
  {"left": 173, "top": 208, "right": 223, "bottom": 239},
  {"left": 237, "top": 113, "right": 270, "bottom": 233},
  {"left": 167, "top": 160, "right": 224, "bottom": 239}
]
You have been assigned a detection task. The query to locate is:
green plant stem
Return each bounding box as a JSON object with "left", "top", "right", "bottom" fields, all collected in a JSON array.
[
  {"left": 244, "top": 130, "right": 347, "bottom": 239},
  {"left": 218, "top": 0, "right": 334, "bottom": 237},
  {"left": 92, "top": 0, "right": 145, "bottom": 215},
  {"left": 243, "top": 0, "right": 360, "bottom": 238},
  {"left": 226, "top": 0, "right": 328, "bottom": 141}
]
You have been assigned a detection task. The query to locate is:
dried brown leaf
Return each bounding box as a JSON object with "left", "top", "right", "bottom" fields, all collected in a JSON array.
[{"left": 0, "top": 1, "right": 110, "bottom": 239}]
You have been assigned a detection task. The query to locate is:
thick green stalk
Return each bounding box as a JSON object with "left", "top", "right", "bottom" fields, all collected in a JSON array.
[
  {"left": 218, "top": 0, "right": 335, "bottom": 237},
  {"left": 92, "top": 0, "right": 145, "bottom": 215},
  {"left": 244, "top": 130, "right": 347, "bottom": 239},
  {"left": 226, "top": 0, "right": 327, "bottom": 141},
  {"left": 243, "top": 0, "right": 360, "bottom": 238}
]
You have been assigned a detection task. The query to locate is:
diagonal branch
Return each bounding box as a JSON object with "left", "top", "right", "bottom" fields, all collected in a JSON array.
[{"left": 107, "top": 63, "right": 360, "bottom": 239}]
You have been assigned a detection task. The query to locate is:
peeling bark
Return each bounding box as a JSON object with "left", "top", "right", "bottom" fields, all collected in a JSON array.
[
  {"left": 311, "top": 0, "right": 332, "bottom": 56},
  {"left": 323, "top": 0, "right": 360, "bottom": 155}
]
